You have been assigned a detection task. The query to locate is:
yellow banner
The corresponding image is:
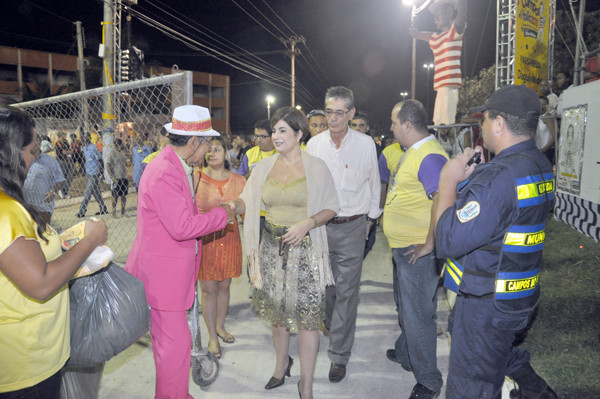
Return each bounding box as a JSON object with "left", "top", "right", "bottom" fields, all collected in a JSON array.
[{"left": 515, "top": 0, "right": 551, "bottom": 88}]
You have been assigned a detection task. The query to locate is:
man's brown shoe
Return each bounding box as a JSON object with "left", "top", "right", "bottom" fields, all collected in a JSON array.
[{"left": 328, "top": 363, "right": 346, "bottom": 383}]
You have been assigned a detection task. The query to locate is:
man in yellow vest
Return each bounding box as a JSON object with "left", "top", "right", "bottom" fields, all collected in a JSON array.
[
  {"left": 236, "top": 119, "right": 276, "bottom": 178},
  {"left": 383, "top": 99, "right": 448, "bottom": 399}
]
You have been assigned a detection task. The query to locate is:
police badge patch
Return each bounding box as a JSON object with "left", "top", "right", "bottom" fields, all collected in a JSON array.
[{"left": 456, "top": 201, "right": 480, "bottom": 223}]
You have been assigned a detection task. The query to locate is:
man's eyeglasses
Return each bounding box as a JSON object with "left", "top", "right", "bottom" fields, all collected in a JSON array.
[
  {"left": 253, "top": 134, "right": 270, "bottom": 140},
  {"left": 325, "top": 109, "right": 350, "bottom": 117}
]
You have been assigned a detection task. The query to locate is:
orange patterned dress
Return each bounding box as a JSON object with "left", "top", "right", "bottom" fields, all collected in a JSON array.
[{"left": 194, "top": 170, "right": 246, "bottom": 281}]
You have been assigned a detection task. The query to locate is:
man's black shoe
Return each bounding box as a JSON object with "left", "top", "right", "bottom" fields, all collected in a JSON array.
[
  {"left": 76, "top": 212, "right": 85, "bottom": 218},
  {"left": 409, "top": 383, "right": 440, "bottom": 399},
  {"left": 95, "top": 209, "right": 109, "bottom": 215},
  {"left": 386, "top": 349, "right": 413, "bottom": 372},
  {"left": 328, "top": 363, "right": 346, "bottom": 383}
]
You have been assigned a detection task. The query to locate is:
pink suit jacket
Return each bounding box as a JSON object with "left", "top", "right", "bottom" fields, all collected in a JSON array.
[{"left": 125, "top": 145, "right": 227, "bottom": 311}]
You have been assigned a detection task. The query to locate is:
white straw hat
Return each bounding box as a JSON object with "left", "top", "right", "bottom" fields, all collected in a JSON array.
[{"left": 164, "top": 105, "right": 220, "bottom": 137}]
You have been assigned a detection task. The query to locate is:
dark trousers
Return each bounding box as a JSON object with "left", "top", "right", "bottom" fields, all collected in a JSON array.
[
  {"left": 363, "top": 222, "right": 376, "bottom": 259},
  {"left": 0, "top": 371, "right": 61, "bottom": 399},
  {"left": 446, "top": 295, "right": 532, "bottom": 399}
]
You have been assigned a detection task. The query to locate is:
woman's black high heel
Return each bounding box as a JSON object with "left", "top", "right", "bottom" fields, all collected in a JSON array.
[{"left": 265, "top": 356, "right": 293, "bottom": 389}]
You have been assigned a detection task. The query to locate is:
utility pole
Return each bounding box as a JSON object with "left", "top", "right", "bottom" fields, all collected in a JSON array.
[
  {"left": 75, "top": 21, "right": 90, "bottom": 132},
  {"left": 75, "top": 21, "right": 86, "bottom": 91},
  {"left": 281, "top": 35, "right": 305, "bottom": 107},
  {"left": 101, "top": 0, "right": 114, "bottom": 134}
]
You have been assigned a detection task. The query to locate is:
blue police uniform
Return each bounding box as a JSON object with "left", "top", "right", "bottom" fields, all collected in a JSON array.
[{"left": 436, "top": 139, "right": 555, "bottom": 399}]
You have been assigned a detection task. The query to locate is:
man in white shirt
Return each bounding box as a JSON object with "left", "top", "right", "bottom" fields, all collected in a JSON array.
[{"left": 307, "top": 86, "right": 382, "bottom": 383}]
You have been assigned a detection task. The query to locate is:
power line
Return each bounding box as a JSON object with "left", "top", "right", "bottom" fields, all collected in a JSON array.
[
  {"left": 128, "top": 8, "right": 293, "bottom": 90},
  {"left": 23, "top": 0, "right": 74, "bottom": 24},
  {"left": 260, "top": 0, "right": 299, "bottom": 38},
  {"left": 134, "top": 1, "right": 321, "bottom": 105},
  {"left": 0, "top": 30, "right": 73, "bottom": 47},
  {"left": 139, "top": 0, "right": 291, "bottom": 80},
  {"left": 230, "top": 0, "right": 283, "bottom": 41}
]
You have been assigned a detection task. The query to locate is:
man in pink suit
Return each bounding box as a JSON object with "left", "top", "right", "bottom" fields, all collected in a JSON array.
[{"left": 126, "top": 105, "right": 234, "bottom": 399}]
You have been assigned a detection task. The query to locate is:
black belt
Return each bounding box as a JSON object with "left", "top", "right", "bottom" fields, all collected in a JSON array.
[
  {"left": 329, "top": 214, "right": 364, "bottom": 224},
  {"left": 460, "top": 292, "right": 494, "bottom": 300}
]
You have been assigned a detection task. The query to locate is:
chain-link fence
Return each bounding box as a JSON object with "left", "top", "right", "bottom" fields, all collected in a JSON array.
[{"left": 15, "top": 72, "right": 193, "bottom": 263}]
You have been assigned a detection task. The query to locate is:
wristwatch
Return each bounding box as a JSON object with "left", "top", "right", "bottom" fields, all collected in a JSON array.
[{"left": 367, "top": 216, "right": 377, "bottom": 223}]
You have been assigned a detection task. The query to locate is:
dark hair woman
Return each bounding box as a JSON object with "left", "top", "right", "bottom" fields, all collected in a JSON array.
[
  {"left": 0, "top": 107, "right": 108, "bottom": 397},
  {"left": 230, "top": 107, "right": 340, "bottom": 398}
]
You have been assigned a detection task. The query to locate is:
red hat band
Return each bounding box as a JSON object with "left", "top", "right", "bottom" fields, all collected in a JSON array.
[{"left": 172, "top": 118, "right": 212, "bottom": 132}]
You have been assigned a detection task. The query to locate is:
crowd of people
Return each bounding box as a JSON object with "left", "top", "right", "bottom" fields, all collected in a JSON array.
[
  {"left": 4, "top": 0, "right": 590, "bottom": 397},
  {"left": 1, "top": 77, "right": 563, "bottom": 399}
]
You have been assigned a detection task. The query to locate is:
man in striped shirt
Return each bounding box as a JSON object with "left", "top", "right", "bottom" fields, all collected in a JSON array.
[{"left": 411, "top": 0, "right": 467, "bottom": 125}]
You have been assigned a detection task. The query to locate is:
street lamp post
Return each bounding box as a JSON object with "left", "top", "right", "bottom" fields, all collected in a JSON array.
[
  {"left": 423, "top": 62, "right": 434, "bottom": 117},
  {"left": 403, "top": 0, "right": 433, "bottom": 101},
  {"left": 266, "top": 95, "right": 275, "bottom": 120}
]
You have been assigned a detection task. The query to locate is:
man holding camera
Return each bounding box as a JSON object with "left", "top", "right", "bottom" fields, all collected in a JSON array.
[{"left": 434, "top": 85, "right": 558, "bottom": 399}]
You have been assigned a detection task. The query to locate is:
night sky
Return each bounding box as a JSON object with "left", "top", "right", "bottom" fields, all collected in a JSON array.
[{"left": 2, "top": 0, "right": 503, "bottom": 135}]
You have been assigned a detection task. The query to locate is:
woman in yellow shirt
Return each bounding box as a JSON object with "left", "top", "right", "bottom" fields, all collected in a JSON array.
[{"left": 0, "top": 107, "right": 108, "bottom": 397}]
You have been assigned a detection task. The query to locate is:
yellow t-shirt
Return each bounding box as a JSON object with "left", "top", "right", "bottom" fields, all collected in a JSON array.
[
  {"left": 382, "top": 143, "right": 404, "bottom": 177},
  {"left": 246, "top": 146, "right": 277, "bottom": 170},
  {"left": 383, "top": 139, "right": 448, "bottom": 248},
  {"left": 0, "top": 190, "right": 70, "bottom": 393}
]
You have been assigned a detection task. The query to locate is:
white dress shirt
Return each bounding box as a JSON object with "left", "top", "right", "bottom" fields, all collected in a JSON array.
[{"left": 307, "top": 128, "right": 382, "bottom": 219}]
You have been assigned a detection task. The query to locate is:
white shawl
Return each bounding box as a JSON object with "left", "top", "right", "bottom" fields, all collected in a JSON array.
[{"left": 239, "top": 150, "right": 339, "bottom": 290}]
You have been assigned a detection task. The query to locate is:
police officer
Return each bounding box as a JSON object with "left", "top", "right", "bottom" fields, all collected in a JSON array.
[{"left": 433, "top": 85, "right": 559, "bottom": 399}]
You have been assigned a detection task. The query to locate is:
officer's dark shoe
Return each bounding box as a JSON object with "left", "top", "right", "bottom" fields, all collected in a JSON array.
[
  {"left": 408, "top": 383, "right": 440, "bottom": 399},
  {"left": 328, "top": 363, "right": 346, "bottom": 383},
  {"left": 510, "top": 364, "right": 559, "bottom": 399},
  {"left": 510, "top": 383, "right": 559, "bottom": 399},
  {"left": 385, "top": 349, "right": 412, "bottom": 372}
]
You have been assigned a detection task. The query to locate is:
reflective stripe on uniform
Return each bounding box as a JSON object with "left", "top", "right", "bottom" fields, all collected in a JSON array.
[
  {"left": 495, "top": 269, "right": 539, "bottom": 299},
  {"left": 502, "top": 223, "right": 546, "bottom": 253},
  {"left": 444, "top": 258, "right": 464, "bottom": 293},
  {"left": 516, "top": 173, "right": 555, "bottom": 208}
]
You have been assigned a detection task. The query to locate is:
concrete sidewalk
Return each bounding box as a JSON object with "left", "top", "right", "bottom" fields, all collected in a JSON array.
[{"left": 98, "top": 229, "right": 452, "bottom": 398}]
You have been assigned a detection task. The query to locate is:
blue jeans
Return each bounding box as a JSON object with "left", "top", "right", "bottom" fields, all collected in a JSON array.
[
  {"left": 392, "top": 246, "right": 443, "bottom": 393},
  {"left": 78, "top": 174, "right": 107, "bottom": 215}
]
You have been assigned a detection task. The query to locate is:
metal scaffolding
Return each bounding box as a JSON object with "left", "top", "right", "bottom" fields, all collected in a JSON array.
[{"left": 496, "top": 0, "right": 516, "bottom": 88}]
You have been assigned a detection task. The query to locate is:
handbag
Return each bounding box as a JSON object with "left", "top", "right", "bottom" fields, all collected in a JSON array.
[{"left": 66, "top": 262, "right": 151, "bottom": 367}]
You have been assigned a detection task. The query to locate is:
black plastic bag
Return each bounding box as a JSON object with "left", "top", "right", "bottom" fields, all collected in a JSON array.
[{"left": 67, "top": 262, "right": 150, "bottom": 367}]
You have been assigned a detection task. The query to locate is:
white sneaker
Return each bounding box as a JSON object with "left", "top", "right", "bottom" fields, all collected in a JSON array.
[{"left": 58, "top": 191, "right": 64, "bottom": 199}]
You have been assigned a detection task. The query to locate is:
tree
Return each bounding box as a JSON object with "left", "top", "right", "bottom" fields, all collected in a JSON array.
[
  {"left": 21, "top": 76, "right": 70, "bottom": 102},
  {"left": 457, "top": 64, "right": 495, "bottom": 118},
  {"left": 552, "top": 9, "right": 600, "bottom": 81}
]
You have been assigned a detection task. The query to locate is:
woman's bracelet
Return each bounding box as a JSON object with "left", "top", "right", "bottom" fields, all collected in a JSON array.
[{"left": 310, "top": 216, "right": 318, "bottom": 228}]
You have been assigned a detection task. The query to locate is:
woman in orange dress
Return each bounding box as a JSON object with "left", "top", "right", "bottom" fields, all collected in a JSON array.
[{"left": 194, "top": 137, "right": 246, "bottom": 358}]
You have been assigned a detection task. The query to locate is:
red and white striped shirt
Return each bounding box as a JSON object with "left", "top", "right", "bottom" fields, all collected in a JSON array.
[{"left": 429, "top": 23, "right": 464, "bottom": 90}]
